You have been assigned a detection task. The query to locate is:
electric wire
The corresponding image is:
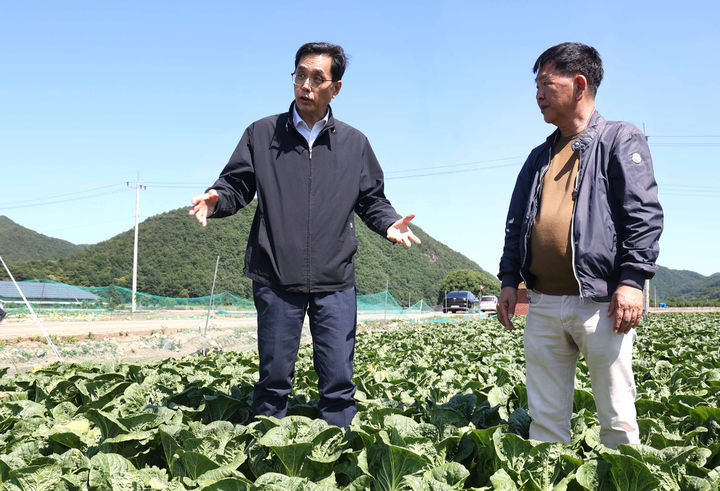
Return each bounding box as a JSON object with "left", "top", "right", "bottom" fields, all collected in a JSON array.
[
  {"left": 0, "top": 184, "right": 125, "bottom": 207},
  {"left": 2, "top": 136, "right": 719, "bottom": 213},
  {"left": 386, "top": 161, "right": 521, "bottom": 180},
  {"left": 0, "top": 189, "right": 129, "bottom": 211},
  {"left": 384, "top": 156, "right": 526, "bottom": 174}
]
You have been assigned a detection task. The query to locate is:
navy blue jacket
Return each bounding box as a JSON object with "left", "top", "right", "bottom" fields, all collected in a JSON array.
[
  {"left": 209, "top": 103, "right": 400, "bottom": 293},
  {"left": 498, "top": 111, "right": 663, "bottom": 298}
]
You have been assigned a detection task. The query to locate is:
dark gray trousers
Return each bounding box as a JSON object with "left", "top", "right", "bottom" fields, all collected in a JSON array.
[{"left": 251, "top": 282, "right": 358, "bottom": 427}]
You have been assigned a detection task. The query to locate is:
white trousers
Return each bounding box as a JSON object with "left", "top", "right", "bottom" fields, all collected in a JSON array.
[{"left": 524, "top": 290, "right": 639, "bottom": 449}]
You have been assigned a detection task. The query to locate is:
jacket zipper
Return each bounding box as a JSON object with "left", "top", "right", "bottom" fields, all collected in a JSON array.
[
  {"left": 569, "top": 110, "right": 597, "bottom": 299},
  {"left": 521, "top": 145, "right": 552, "bottom": 286},
  {"left": 306, "top": 144, "right": 312, "bottom": 292},
  {"left": 303, "top": 124, "right": 332, "bottom": 292},
  {"left": 569, "top": 147, "right": 584, "bottom": 298}
]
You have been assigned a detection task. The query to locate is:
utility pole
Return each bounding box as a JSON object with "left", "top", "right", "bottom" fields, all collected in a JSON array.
[{"left": 127, "top": 174, "right": 146, "bottom": 313}]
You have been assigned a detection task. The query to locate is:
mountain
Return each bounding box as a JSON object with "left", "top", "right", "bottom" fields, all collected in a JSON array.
[
  {"left": 1, "top": 204, "right": 500, "bottom": 303},
  {"left": 650, "top": 266, "right": 720, "bottom": 303},
  {"left": 0, "top": 216, "right": 84, "bottom": 263},
  {"left": 649, "top": 266, "right": 706, "bottom": 299},
  {"left": 5, "top": 210, "right": 719, "bottom": 304},
  {"left": 685, "top": 273, "right": 720, "bottom": 301}
]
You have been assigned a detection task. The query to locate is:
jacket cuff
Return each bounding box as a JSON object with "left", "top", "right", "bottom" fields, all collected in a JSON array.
[
  {"left": 618, "top": 269, "right": 646, "bottom": 291},
  {"left": 203, "top": 187, "right": 224, "bottom": 219},
  {"left": 500, "top": 274, "right": 521, "bottom": 289},
  {"left": 382, "top": 214, "right": 403, "bottom": 241}
]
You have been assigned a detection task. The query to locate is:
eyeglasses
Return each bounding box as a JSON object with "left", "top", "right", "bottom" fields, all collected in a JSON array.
[{"left": 291, "top": 72, "right": 334, "bottom": 89}]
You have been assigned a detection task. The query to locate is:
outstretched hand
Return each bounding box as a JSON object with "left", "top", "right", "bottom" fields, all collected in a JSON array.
[
  {"left": 189, "top": 189, "right": 219, "bottom": 227},
  {"left": 386, "top": 214, "right": 421, "bottom": 247}
]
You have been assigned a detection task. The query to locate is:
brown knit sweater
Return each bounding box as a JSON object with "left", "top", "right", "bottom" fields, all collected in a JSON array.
[{"left": 529, "top": 133, "right": 581, "bottom": 295}]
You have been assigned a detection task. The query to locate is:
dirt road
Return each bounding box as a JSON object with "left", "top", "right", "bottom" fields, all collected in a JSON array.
[
  {"left": 0, "top": 310, "right": 443, "bottom": 341},
  {"left": 0, "top": 314, "right": 257, "bottom": 341},
  {"left": 0, "top": 309, "right": 452, "bottom": 375}
]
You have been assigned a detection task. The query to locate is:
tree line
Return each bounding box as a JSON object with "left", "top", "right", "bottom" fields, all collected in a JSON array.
[{"left": 2, "top": 205, "right": 500, "bottom": 306}]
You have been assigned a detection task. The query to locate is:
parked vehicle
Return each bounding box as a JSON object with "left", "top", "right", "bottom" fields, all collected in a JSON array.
[
  {"left": 443, "top": 291, "right": 478, "bottom": 314},
  {"left": 479, "top": 295, "right": 499, "bottom": 312}
]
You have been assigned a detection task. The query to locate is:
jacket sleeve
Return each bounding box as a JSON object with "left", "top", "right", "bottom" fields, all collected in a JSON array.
[
  {"left": 354, "top": 138, "right": 400, "bottom": 237},
  {"left": 608, "top": 126, "right": 664, "bottom": 289},
  {"left": 208, "top": 126, "right": 257, "bottom": 218},
  {"left": 498, "top": 152, "right": 537, "bottom": 289}
]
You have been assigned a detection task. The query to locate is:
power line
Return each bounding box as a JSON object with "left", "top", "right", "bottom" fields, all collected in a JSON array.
[
  {"left": 661, "top": 186, "right": 720, "bottom": 197},
  {"left": 385, "top": 156, "right": 526, "bottom": 174},
  {"left": 661, "top": 193, "right": 719, "bottom": 198},
  {"left": 386, "top": 161, "right": 522, "bottom": 180},
  {"left": 3, "top": 140, "right": 719, "bottom": 213},
  {"left": 37, "top": 217, "right": 133, "bottom": 235},
  {"left": 647, "top": 135, "right": 720, "bottom": 138},
  {"left": 650, "top": 143, "right": 720, "bottom": 147},
  {"left": 0, "top": 189, "right": 129, "bottom": 211},
  {"left": 662, "top": 189, "right": 720, "bottom": 194},
  {"left": 0, "top": 183, "right": 125, "bottom": 208},
  {"left": 647, "top": 134, "right": 720, "bottom": 148},
  {"left": 663, "top": 184, "right": 719, "bottom": 191},
  {"left": 145, "top": 184, "right": 201, "bottom": 189}
]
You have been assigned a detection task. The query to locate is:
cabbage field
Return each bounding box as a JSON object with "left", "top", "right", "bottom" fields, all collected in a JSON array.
[{"left": 0, "top": 313, "right": 718, "bottom": 489}]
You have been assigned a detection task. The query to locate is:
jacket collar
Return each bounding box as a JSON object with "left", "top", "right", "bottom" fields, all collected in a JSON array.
[
  {"left": 285, "top": 101, "right": 336, "bottom": 133},
  {"left": 544, "top": 110, "right": 606, "bottom": 150},
  {"left": 573, "top": 110, "right": 604, "bottom": 150}
]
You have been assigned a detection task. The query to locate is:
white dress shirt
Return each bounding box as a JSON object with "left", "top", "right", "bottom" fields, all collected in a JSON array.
[{"left": 292, "top": 106, "right": 329, "bottom": 148}]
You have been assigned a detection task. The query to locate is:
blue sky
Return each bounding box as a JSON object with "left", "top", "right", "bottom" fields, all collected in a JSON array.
[{"left": 1, "top": 1, "right": 719, "bottom": 278}]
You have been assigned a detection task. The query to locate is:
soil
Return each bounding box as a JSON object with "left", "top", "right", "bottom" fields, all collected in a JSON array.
[
  {"left": 0, "top": 309, "right": 444, "bottom": 375},
  {"left": 1, "top": 307, "right": 710, "bottom": 375}
]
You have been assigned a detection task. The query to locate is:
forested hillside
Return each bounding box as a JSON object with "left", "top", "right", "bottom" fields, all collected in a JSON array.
[
  {"left": 0, "top": 216, "right": 83, "bottom": 263},
  {"left": 651, "top": 266, "right": 720, "bottom": 303},
  {"left": 650, "top": 265, "right": 706, "bottom": 299},
  {"left": 2, "top": 205, "right": 498, "bottom": 303},
  {"left": 665, "top": 273, "right": 720, "bottom": 303}
]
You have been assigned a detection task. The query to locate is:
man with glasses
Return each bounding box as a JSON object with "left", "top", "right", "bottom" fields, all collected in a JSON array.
[{"left": 190, "top": 42, "right": 419, "bottom": 428}]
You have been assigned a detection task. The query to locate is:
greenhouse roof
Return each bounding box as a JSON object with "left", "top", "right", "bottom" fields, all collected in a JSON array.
[{"left": 0, "top": 281, "right": 99, "bottom": 301}]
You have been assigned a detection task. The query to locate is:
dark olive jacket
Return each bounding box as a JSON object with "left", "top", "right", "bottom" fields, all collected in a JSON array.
[{"left": 210, "top": 103, "right": 400, "bottom": 293}]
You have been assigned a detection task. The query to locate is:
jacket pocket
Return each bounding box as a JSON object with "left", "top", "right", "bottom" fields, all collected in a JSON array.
[
  {"left": 348, "top": 219, "right": 358, "bottom": 255},
  {"left": 607, "top": 221, "right": 617, "bottom": 256}
]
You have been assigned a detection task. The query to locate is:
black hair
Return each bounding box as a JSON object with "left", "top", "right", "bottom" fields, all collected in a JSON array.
[
  {"left": 533, "top": 42, "right": 604, "bottom": 97},
  {"left": 294, "top": 42, "right": 348, "bottom": 82}
]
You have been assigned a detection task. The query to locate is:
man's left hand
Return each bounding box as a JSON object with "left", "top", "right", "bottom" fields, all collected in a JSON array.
[
  {"left": 608, "top": 285, "right": 644, "bottom": 334},
  {"left": 386, "top": 214, "right": 421, "bottom": 247}
]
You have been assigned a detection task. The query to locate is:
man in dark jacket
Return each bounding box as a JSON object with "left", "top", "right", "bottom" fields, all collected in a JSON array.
[
  {"left": 497, "top": 42, "right": 663, "bottom": 448},
  {"left": 190, "top": 42, "right": 420, "bottom": 427}
]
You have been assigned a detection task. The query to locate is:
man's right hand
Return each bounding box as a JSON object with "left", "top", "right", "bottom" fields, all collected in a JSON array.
[
  {"left": 189, "top": 189, "right": 219, "bottom": 227},
  {"left": 497, "top": 286, "right": 518, "bottom": 331}
]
